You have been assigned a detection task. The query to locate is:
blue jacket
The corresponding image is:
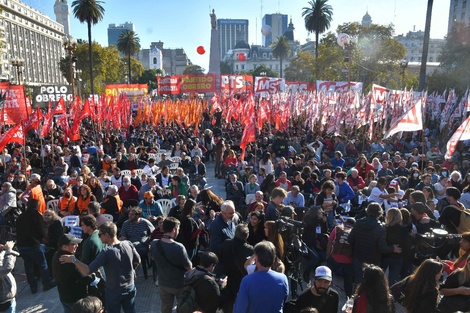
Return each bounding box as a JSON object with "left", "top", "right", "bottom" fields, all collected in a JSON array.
[{"left": 335, "top": 181, "right": 355, "bottom": 203}]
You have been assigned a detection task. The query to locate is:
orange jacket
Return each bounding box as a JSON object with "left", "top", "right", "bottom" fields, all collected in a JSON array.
[{"left": 31, "top": 184, "right": 46, "bottom": 214}]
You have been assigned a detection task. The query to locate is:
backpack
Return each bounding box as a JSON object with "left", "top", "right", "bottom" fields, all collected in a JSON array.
[
  {"left": 177, "top": 275, "right": 206, "bottom": 313},
  {"left": 331, "top": 226, "right": 353, "bottom": 258},
  {"left": 456, "top": 208, "right": 470, "bottom": 234}
]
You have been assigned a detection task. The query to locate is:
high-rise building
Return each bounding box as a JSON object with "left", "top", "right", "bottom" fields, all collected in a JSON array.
[
  {"left": 53, "top": 0, "right": 70, "bottom": 36},
  {"left": 262, "top": 13, "right": 288, "bottom": 46},
  {"left": 0, "top": 0, "right": 66, "bottom": 85},
  {"left": 217, "top": 18, "right": 249, "bottom": 59},
  {"left": 107, "top": 22, "right": 134, "bottom": 47},
  {"left": 448, "top": 0, "right": 470, "bottom": 33}
]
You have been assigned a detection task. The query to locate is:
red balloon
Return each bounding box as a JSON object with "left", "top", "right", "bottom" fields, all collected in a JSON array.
[
  {"left": 197, "top": 46, "right": 205, "bottom": 55},
  {"left": 238, "top": 53, "right": 246, "bottom": 61}
]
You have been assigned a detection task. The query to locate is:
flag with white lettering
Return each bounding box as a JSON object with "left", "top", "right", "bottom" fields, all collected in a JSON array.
[
  {"left": 0, "top": 123, "right": 24, "bottom": 151},
  {"left": 384, "top": 99, "right": 423, "bottom": 138}
]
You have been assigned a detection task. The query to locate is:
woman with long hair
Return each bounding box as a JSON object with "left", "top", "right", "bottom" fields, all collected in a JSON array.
[
  {"left": 42, "top": 209, "right": 64, "bottom": 277},
  {"left": 396, "top": 259, "right": 444, "bottom": 313},
  {"left": 88, "top": 176, "right": 104, "bottom": 203},
  {"left": 176, "top": 199, "right": 201, "bottom": 261},
  {"left": 382, "top": 208, "right": 409, "bottom": 286},
  {"left": 438, "top": 254, "right": 470, "bottom": 313},
  {"left": 259, "top": 152, "right": 274, "bottom": 175},
  {"left": 260, "top": 173, "right": 276, "bottom": 202},
  {"left": 74, "top": 185, "right": 96, "bottom": 215},
  {"left": 247, "top": 211, "right": 266, "bottom": 246},
  {"left": 264, "top": 221, "right": 285, "bottom": 273},
  {"left": 353, "top": 264, "right": 395, "bottom": 313},
  {"left": 408, "top": 168, "right": 421, "bottom": 189},
  {"left": 198, "top": 189, "right": 223, "bottom": 214},
  {"left": 355, "top": 154, "right": 375, "bottom": 180},
  {"left": 364, "top": 170, "right": 376, "bottom": 188},
  {"left": 442, "top": 232, "right": 470, "bottom": 274}
]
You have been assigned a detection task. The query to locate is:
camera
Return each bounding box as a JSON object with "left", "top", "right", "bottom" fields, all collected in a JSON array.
[{"left": 414, "top": 229, "right": 461, "bottom": 265}]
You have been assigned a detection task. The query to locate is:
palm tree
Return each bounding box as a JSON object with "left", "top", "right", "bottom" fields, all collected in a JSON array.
[
  {"left": 117, "top": 30, "right": 141, "bottom": 84},
  {"left": 302, "top": 0, "right": 333, "bottom": 59},
  {"left": 271, "top": 36, "right": 291, "bottom": 79},
  {"left": 72, "top": 0, "right": 105, "bottom": 96},
  {"left": 418, "top": 0, "right": 433, "bottom": 91}
]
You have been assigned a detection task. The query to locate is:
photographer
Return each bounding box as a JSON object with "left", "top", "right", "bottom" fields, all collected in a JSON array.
[{"left": 266, "top": 188, "right": 288, "bottom": 222}]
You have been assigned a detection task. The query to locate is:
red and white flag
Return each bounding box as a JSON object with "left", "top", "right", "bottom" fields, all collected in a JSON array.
[
  {"left": 0, "top": 123, "right": 24, "bottom": 151},
  {"left": 384, "top": 99, "right": 423, "bottom": 138},
  {"left": 445, "top": 115, "right": 470, "bottom": 159}
]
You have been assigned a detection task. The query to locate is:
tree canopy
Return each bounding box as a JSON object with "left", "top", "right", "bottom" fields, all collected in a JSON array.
[
  {"left": 117, "top": 29, "right": 141, "bottom": 84},
  {"left": 284, "top": 51, "right": 316, "bottom": 83},
  {"left": 302, "top": 0, "right": 333, "bottom": 59},
  {"left": 183, "top": 65, "right": 205, "bottom": 74},
  {"left": 271, "top": 36, "right": 292, "bottom": 78}
]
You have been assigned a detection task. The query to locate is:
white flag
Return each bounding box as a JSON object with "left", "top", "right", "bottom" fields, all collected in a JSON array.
[
  {"left": 445, "top": 115, "right": 470, "bottom": 159},
  {"left": 384, "top": 99, "right": 423, "bottom": 138}
]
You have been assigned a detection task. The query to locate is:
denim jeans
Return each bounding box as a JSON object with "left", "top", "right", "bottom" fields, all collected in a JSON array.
[
  {"left": 327, "top": 257, "right": 354, "bottom": 297},
  {"left": 381, "top": 257, "right": 403, "bottom": 286},
  {"left": 105, "top": 285, "right": 136, "bottom": 313},
  {"left": 18, "top": 246, "right": 53, "bottom": 291}
]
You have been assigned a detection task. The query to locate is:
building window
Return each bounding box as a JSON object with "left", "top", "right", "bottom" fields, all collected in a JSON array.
[
  {"left": 153, "top": 57, "right": 157, "bottom": 64},
  {"left": 241, "top": 65, "right": 245, "bottom": 70}
]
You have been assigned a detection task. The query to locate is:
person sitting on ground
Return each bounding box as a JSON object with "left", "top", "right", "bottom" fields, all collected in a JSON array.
[{"left": 438, "top": 254, "right": 470, "bottom": 313}]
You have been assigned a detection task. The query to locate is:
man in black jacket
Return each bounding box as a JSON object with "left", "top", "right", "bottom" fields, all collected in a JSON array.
[
  {"left": 52, "top": 234, "right": 88, "bottom": 313},
  {"left": 184, "top": 251, "right": 226, "bottom": 313},
  {"left": 348, "top": 202, "right": 401, "bottom": 285},
  {"left": 221, "top": 224, "right": 254, "bottom": 313},
  {"left": 16, "top": 199, "right": 56, "bottom": 294}
]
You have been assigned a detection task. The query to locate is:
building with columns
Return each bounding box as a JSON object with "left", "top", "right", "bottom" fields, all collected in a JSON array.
[{"left": 0, "top": 0, "right": 66, "bottom": 85}]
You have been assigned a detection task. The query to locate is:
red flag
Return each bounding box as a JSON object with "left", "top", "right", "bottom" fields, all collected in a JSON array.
[
  {"left": 40, "top": 101, "right": 53, "bottom": 137},
  {"left": 239, "top": 112, "right": 256, "bottom": 160},
  {"left": 57, "top": 113, "right": 71, "bottom": 144},
  {"left": 23, "top": 107, "right": 42, "bottom": 134},
  {"left": 0, "top": 123, "right": 24, "bottom": 151},
  {"left": 53, "top": 97, "right": 66, "bottom": 115}
]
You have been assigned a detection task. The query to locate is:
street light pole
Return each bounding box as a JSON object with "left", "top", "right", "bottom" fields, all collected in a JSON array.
[
  {"left": 63, "top": 36, "right": 77, "bottom": 101},
  {"left": 10, "top": 57, "right": 25, "bottom": 85},
  {"left": 400, "top": 60, "right": 409, "bottom": 89}
]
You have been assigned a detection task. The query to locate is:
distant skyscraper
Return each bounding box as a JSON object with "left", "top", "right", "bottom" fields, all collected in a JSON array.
[
  {"left": 54, "top": 0, "right": 71, "bottom": 36},
  {"left": 107, "top": 22, "right": 135, "bottom": 47},
  {"left": 217, "top": 19, "right": 249, "bottom": 58},
  {"left": 448, "top": 0, "right": 470, "bottom": 34},
  {"left": 262, "top": 13, "right": 288, "bottom": 46}
]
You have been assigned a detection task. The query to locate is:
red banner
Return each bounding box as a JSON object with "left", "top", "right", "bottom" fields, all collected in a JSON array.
[
  {"left": 0, "top": 82, "right": 31, "bottom": 125},
  {"left": 157, "top": 75, "right": 181, "bottom": 95},
  {"left": 181, "top": 74, "right": 216, "bottom": 93},
  {"left": 220, "top": 75, "right": 253, "bottom": 94}
]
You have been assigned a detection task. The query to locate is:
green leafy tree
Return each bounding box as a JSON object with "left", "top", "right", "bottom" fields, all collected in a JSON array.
[
  {"left": 271, "top": 36, "right": 291, "bottom": 78},
  {"left": 302, "top": 0, "right": 333, "bottom": 59},
  {"left": 117, "top": 29, "right": 141, "bottom": 84},
  {"left": 72, "top": 0, "right": 105, "bottom": 96},
  {"left": 183, "top": 65, "right": 205, "bottom": 74},
  {"left": 284, "top": 51, "right": 315, "bottom": 82},
  {"left": 249, "top": 64, "right": 279, "bottom": 78},
  {"left": 59, "top": 42, "right": 124, "bottom": 95},
  {"left": 138, "top": 69, "right": 157, "bottom": 90},
  {"left": 318, "top": 22, "right": 406, "bottom": 90},
  {"left": 124, "top": 57, "right": 144, "bottom": 84}
]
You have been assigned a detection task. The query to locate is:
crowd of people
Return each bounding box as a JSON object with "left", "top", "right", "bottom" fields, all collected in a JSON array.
[{"left": 0, "top": 115, "right": 470, "bottom": 312}]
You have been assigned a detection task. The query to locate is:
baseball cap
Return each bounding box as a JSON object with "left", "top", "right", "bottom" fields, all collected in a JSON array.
[
  {"left": 58, "top": 234, "right": 82, "bottom": 246},
  {"left": 144, "top": 191, "right": 154, "bottom": 199},
  {"left": 389, "top": 180, "right": 398, "bottom": 188},
  {"left": 314, "top": 266, "right": 332, "bottom": 281}
]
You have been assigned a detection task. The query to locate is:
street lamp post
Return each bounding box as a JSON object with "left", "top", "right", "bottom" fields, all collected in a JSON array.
[
  {"left": 400, "top": 60, "right": 409, "bottom": 89},
  {"left": 75, "top": 69, "right": 82, "bottom": 99},
  {"left": 337, "top": 34, "right": 357, "bottom": 91},
  {"left": 63, "top": 36, "right": 77, "bottom": 100},
  {"left": 10, "top": 57, "right": 25, "bottom": 85}
]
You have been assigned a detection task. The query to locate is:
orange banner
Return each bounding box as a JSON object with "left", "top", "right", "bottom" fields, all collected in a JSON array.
[{"left": 104, "top": 84, "right": 148, "bottom": 98}]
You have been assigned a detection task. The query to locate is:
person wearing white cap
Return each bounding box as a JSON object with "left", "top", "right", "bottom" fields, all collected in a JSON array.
[{"left": 295, "top": 265, "right": 339, "bottom": 312}]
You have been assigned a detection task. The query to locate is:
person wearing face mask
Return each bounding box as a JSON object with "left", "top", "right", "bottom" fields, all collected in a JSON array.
[
  {"left": 74, "top": 185, "right": 97, "bottom": 216},
  {"left": 408, "top": 169, "right": 421, "bottom": 189},
  {"left": 71, "top": 176, "right": 85, "bottom": 198},
  {"left": 59, "top": 187, "right": 77, "bottom": 217},
  {"left": 101, "top": 185, "right": 123, "bottom": 222},
  {"left": 12, "top": 174, "right": 27, "bottom": 192}
]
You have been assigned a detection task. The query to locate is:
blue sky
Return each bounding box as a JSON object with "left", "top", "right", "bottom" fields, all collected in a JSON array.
[{"left": 24, "top": 0, "right": 449, "bottom": 70}]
